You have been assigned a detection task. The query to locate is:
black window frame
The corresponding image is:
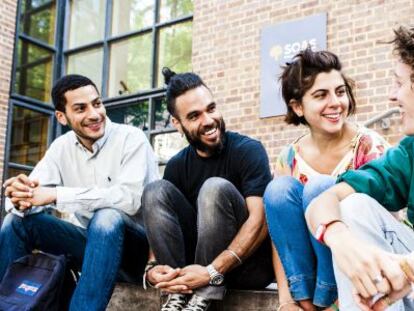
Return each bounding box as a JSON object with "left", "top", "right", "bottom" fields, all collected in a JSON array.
[{"left": 2, "top": 0, "right": 193, "bottom": 218}]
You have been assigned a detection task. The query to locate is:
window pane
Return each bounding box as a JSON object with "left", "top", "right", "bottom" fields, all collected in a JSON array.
[
  {"left": 159, "top": 0, "right": 193, "bottom": 23},
  {"left": 157, "top": 22, "right": 192, "bottom": 87},
  {"left": 20, "top": 0, "right": 56, "bottom": 45},
  {"left": 10, "top": 106, "right": 50, "bottom": 166},
  {"left": 152, "top": 132, "right": 187, "bottom": 164},
  {"left": 7, "top": 167, "right": 32, "bottom": 179},
  {"left": 108, "top": 34, "right": 152, "bottom": 97},
  {"left": 14, "top": 39, "right": 53, "bottom": 103},
  {"left": 154, "top": 97, "right": 172, "bottom": 129},
  {"left": 68, "top": 0, "right": 106, "bottom": 48},
  {"left": 111, "top": 0, "right": 154, "bottom": 36},
  {"left": 67, "top": 48, "right": 103, "bottom": 93},
  {"left": 106, "top": 101, "right": 149, "bottom": 130}
]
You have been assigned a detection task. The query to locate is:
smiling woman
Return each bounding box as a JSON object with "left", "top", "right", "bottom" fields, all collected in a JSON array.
[{"left": 263, "top": 48, "right": 389, "bottom": 311}]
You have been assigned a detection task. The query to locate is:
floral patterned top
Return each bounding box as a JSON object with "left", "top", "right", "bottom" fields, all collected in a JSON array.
[{"left": 275, "top": 127, "right": 390, "bottom": 184}]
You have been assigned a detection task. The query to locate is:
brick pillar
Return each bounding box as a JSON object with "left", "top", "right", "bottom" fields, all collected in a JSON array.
[{"left": 0, "top": 1, "right": 18, "bottom": 183}]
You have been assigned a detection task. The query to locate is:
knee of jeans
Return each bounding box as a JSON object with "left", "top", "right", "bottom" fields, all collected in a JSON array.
[
  {"left": 141, "top": 180, "right": 175, "bottom": 216},
  {"left": 197, "top": 177, "right": 232, "bottom": 207},
  {"left": 89, "top": 208, "right": 124, "bottom": 234},
  {"left": 264, "top": 176, "right": 300, "bottom": 212},
  {"left": 302, "top": 175, "right": 336, "bottom": 210},
  {"left": 1, "top": 213, "right": 22, "bottom": 234},
  {"left": 340, "top": 193, "right": 377, "bottom": 227}
]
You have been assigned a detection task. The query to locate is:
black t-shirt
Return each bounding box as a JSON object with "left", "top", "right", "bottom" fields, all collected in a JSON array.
[{"left": 163, "top": 131, "right": 272, "bottom": 208}]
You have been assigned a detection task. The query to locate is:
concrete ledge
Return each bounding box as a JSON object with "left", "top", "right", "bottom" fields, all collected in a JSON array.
[{"left": 107, "top": 283, "right": 279, "bottom": 310}]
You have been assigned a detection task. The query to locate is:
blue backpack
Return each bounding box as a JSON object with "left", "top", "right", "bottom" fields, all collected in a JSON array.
[{"left": 0, "top": 252, "right": 76, "bottom": 311}]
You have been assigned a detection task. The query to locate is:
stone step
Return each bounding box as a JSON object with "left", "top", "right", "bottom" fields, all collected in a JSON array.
[{"left": 107, "top": 283, "right": 279, "bottom": 311}]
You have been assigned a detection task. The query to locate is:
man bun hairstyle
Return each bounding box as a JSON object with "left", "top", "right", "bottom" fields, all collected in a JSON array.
[
  {"left": 163, "top": 67, "right": 207, "bottom": 119},
  {"left": 280, "top": 47, "right": 356, "bottom": 126},
  {"left": 391, "top": 26, "right": 414, "bottom": 82},
  {"left": 51, "top": 74, "right": 99, "bottom": 112}
]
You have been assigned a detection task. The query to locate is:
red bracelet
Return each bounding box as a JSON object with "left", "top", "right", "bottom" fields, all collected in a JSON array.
[{"left": 315, "top": 220, "right": 345, "bottom": 244}]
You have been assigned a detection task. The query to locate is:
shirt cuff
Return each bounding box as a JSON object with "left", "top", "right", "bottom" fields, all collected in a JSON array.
[{"left": 56, "top": 186, "right": 77, "bottom": 206}]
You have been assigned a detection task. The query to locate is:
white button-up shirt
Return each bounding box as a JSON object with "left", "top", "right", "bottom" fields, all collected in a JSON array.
[{"left": 6, "top": 118, "right": 160, "bottom": 227}]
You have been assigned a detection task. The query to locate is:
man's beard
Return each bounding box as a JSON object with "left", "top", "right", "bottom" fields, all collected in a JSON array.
[{"left": 181, "top": 117, "right": 226, "bottom": 156}]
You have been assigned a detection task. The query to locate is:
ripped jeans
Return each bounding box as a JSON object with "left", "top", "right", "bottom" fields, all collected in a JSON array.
[{"left": 0, "top": 208, "right": 148, "bottom": 311}]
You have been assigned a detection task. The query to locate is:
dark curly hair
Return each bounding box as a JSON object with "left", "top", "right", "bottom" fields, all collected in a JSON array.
[
  {"left": 280, "top": 47, "right": 356, "bottom": 126},
  {"left": 162, "top": 67, "right": 207, "bottom": 119},
  {"left": 390, "top": 26, "right": 414, "bottom": 82}
]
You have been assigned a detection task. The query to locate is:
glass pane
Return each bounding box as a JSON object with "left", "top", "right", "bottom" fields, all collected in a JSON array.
[
  {"left": 108, "top": 34, "right": 152, "bottom": 97},
  {"left": 66, "top": 48, "right": 103, "bottom": 93},
  {"left": 111, "top": 0, "right": 154, "bottom": 36},
  {"left": 159, "top": 0, "right": 193, "bottom": 23},
  {"left": 7, "top": 167, "right": 32, "bottom": 179},
  {"left": 154, "top": 97, "right": 172, "bottom": 129},
  {"left": 10, "top": 106, "right": 50, "bottom": 166},
  {"left": 152, "top": 132, "right": 187, "bottom": 164},
  {"left": 157, "top": 22, "right": 192, "bottom": 87},
  {"left": 68, "top": 0, "right": 106, "bottom": 48},
  {"left": 106, "top": 101, "right": 149, "bottom": 130},
  {"left": 14, "top": 39, "right": 53, "bottom": 103},
  {"left": 20, "top": 0, "right": 56, "bottom": 45}
]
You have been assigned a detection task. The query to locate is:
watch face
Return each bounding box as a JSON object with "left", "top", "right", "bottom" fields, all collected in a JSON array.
[{"left": 211, "top": 274, "right": 224, "bottom": 286}]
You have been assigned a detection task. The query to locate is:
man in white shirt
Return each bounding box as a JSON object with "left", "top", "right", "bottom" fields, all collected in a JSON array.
[{"left": 0, "top": 74, "right": 159, "bottom": 311}]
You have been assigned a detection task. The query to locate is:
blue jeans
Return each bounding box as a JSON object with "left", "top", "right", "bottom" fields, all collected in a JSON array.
[
  {"left": 264, "top": 175, "right": 337, "bottom": 307},
  {"left": 142, "top": 178, "right": 273, "bottom": 300},
  {"left": 0, "top": 208, "right": 148, "bottom": 311}
]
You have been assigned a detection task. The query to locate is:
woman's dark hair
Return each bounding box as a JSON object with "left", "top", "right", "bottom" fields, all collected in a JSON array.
[
  {"left": 280, "top": 47, "right": 356, "bottom": 126},
  {"left": 51, "top": 74, "right": 99, "bottom": 112},
  {"left": 162, "top": 67, "right": 207, "bottom": 119},
  {"left": 390, "top": 26, "right": 414, "bottom": 82}
]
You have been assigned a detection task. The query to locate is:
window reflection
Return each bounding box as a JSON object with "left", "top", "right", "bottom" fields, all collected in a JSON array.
[
  {"left": 154, "top": 97, "right": 172, "bottom": 129},
  {"left": 68, "top": 0, "right": 106, "bottom": 48},
  {"left": 106, "top": 101, "right": 149, "bottom": 130},
  {"left": 111, "top": 0, "right": 153, "bottom": 36},
  {"left": 157, "top": 22, "right": 192, "bottom": 86},
  {"left": 7, "top": 167, "right": 31, "bottom": 179},
  {"left": 10, "top": 106, "right": 49, "bottom": 166},
  {"left": 19, "top": 0, "right": 56, "bottom": 45},
  {"left": 108, "top": 34, "right": 152, "bottom": 97},
  {"left": 14, "top": 39, "right": 53, "bottom": 103},
  {"left": 152, "top": 132, "right": 187, "bottom": 164},
  {"left": 67, "top": 48, "right": 103, "bottom": 92},
  {"left": 159, "top": 0, "right": 193, "bottom": 23}
]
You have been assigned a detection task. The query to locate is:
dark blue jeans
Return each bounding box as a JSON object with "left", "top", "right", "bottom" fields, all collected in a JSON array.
[
  {"left": 264, "top": 175, "right": 337, "bottom": 307},
  {"left": 142, "top": 177, "right": 273, "bottom": 300},
  {"left": 0, "top": 208, "right": 148, "bottom": 311}
]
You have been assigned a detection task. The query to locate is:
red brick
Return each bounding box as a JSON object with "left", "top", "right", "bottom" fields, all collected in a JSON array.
[{"left": 193, "top": 0, "right": 409, "bottom": 166}]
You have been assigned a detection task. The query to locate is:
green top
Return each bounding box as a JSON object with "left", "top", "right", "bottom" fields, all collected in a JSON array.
[{"left": 337, "top": 136, "right": 414, "bottom": 224}]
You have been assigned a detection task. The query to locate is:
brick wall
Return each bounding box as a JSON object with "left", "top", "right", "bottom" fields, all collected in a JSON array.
[
  {"left": 0, "top": 0, "right": 17, "bottom": 181},
  {"left": 192, "top": 0, "right": 412, "bottom": 166}
]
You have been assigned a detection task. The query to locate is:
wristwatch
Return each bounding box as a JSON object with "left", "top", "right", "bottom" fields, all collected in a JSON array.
[
  {"left": 206, "top": 264, "right": 224, "bottom": 286},
  {"left": 315, "top": 219, "right": 344, "bottom": 244}
]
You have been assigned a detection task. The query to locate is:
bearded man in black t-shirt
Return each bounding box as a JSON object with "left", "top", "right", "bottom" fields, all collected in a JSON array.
[{"left": 141, "top": 69, "right": 273, "bottom": 311}]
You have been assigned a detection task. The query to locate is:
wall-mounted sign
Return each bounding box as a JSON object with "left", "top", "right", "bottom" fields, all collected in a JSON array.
[{"left": 260, "top": 13, "right": 327, "bottom": 118}]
